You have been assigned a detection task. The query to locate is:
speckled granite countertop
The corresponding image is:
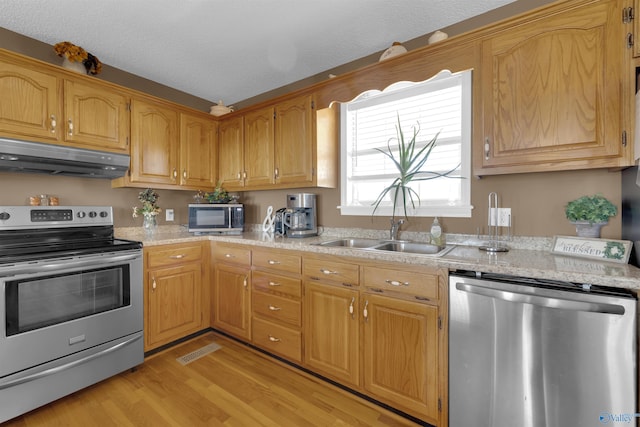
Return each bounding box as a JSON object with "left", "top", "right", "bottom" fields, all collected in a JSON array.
[{"left": 116, "top": 225, "right": 640, "bottom": 291}]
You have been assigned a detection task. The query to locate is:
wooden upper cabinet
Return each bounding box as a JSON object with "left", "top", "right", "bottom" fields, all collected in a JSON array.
[
  {"left": 129, "top": 97, "right": 179, "bottom": 185},
  {"left": 0, "top": 58, "right": 61, "bottom": 142},
  {"left": 275, "top": 94, "right": 314, "bottom": 185},
  {"left": 477, "top": 0, "right": 630, "bottom": 174},
  {"left": 180, "top": 112, "right": 217, "bottom": 188},
  {"left": 218, "top": 116, "right": 245, "bottom": 190},
  {"left": 244, "top": 106, "right": 275, "bottom": 187},
  {"left": 63, "top": 79, "right": 130, "bottom": 152}
]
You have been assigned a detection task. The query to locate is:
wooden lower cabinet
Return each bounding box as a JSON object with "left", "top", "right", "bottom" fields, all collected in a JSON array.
[
  {"left": 212, "top": 261, "right": 252, "bottom": 340},
  {"left": 251, "top": 248, "right": 303, "bottom": 363},
  {"left": 362, "top": 293, "right": 439, "bottom": 424},
  {"left": 304, "top": 281, "right": 360, "bottom": 387},
  {"left": 144, "top": 242, "right": 208, "bottom": 351}
]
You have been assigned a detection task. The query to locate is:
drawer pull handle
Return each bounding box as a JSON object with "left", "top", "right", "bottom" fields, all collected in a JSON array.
[
  {"left": 268, "top": 335, "right": 281, "bottom": 343},
  {"left": 169, "top": 254, "right": 186, "bottom": 259},
  {"left": 50, "top": 115, "right": 57, "bottom": 133},
  {"left": 67, "top": 119, "right": 74, "bottom": 136},
  {"left": 268, "top": 305, "right": 281, "bottom": 311},
  {"left": 224, "top": 253, "right": 235, "bottom": 258},
  {"left": 385, "top": 279, "right": 409, "bottom": 287},
  {"left": 268, "top": 260, "right": 281, "bottom": 265},
  {"left": 152, "top": 277, "right": 157, "bottom": 291},
  {"left": 320, "top": 268, "right": 338, "bottom": 275},
  {"left": 268, "top": 281, "right": 281, "bottom": 287}
]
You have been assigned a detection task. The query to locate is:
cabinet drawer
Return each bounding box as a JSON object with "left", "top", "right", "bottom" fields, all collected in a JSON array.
[
  {"left": 362, "top": 266, "right": 438, "bottom": 300},
  {"left": 252, "top": 249, "right": 301, "bottom": 274},
  {"left": 213, "top": 244, "right": 251, "bottom": 266},
  {"left": 253, "top": 271, "right": 301, "bottom": 298},
  {"left": 304, "top": 258, "right": 359, "bottom": 286},
  {"left": 252, "top": 317, "right": 302, "bottom": 362},
  {"left": 252, "top": 291, "right": 301, "bottom": 327},
  {"left": 147, "top": 243, "right": 203, "bottom": 268}
]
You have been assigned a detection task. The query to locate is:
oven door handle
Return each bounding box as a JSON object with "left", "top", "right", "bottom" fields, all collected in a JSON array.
[
  {"left": 12, "top": 252, "right": 142, "bottom": 275},
  {"left": 0, "top": 332, "right": 142, "bottom": 390}
]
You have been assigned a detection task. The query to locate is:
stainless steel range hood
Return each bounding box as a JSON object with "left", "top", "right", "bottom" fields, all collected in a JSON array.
[{"left": 0, "top": 138, "right": 130, "bottom": 179}]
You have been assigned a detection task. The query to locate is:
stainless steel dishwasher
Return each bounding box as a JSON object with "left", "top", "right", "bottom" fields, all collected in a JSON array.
[{"left": 449, "top": 271, "right": 637, "bottom": 427}]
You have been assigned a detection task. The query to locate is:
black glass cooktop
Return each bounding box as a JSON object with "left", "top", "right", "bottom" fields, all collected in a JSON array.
[{"left": 0, "top": 226, "right": 142, "bottom": 264}]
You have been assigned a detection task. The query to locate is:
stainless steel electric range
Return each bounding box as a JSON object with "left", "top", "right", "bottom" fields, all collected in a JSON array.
[{"left": 0, "top": 206, "right": 143, "bottom": 423}]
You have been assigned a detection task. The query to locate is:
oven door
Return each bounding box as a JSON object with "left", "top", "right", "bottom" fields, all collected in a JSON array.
[{"left": 0, "top": 249, "right": 143, "bottom": 378}]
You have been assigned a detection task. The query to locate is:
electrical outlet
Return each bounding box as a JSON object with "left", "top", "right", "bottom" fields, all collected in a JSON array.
[
  {"left": 165, "top": 209, "right": 174, "bottom": 222},
  {"left": 489, "top": 208, "right": 511, "bottom": 227}
]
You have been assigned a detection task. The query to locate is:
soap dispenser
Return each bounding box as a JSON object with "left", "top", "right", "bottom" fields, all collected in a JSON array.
[{"left": 430, "top": 217, "right": 443, "bottom": 246}]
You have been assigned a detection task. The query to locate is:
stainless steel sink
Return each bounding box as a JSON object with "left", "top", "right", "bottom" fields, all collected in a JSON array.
[
  {"left": 314, "top": 238, "right": 454, "bottom": 256},
  {"left": 369, "top": 241, "right": 451, "bottom": 256},
  {"left": 315, "top": 238, "right": 382, "bottom": 248}
]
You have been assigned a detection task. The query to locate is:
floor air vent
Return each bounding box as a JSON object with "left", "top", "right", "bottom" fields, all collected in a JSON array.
[{"left": 176, "top": 342, "right": 221, "bottom": 365}]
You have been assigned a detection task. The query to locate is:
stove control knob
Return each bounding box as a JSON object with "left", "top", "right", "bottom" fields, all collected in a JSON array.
[
  {"left": 77, "top": 211, "right": 86, "bottom": 218},
  {"left": 0, "top": 212, "right": 10, "bottom": 221},
  {"left": 89, "top": 211, "right": 97, "bottom": 218},
  {"left": 100, "top": 211, "right": 108, "bottom": 218}
]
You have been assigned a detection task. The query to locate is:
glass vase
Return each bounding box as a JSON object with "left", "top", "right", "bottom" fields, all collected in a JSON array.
[{"left": 142, "top": 213, "right": 157, "bottom": 236}]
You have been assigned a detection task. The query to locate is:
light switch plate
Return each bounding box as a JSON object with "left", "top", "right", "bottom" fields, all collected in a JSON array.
[{"left": 166, "top": 209, "right": 174, "bottom": 221}]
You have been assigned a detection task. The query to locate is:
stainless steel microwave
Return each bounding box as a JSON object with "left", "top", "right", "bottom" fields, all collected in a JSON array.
[{"left": 188, "top": 204, "right": 244, "bottom": 234}]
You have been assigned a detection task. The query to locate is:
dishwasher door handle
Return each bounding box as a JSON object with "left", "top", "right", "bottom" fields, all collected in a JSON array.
[{"left": 455, "top": 282, "right": 626, "bottom": 315}]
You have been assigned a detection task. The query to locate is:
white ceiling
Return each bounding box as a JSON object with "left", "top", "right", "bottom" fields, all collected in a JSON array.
[{"left": 0, "top": 0, "right": 518, "bottom": 106}]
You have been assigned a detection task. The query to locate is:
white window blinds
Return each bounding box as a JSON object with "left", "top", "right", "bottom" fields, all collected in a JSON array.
[{"left": 340, "top": 69, "right": 473, "bottom": 217}]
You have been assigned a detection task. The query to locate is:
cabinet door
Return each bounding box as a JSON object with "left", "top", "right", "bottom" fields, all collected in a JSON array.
[
  {"left": 130, "top": 98, "right": 179, "bottom": 185},
  {"left": 479, "top": 0, "right": 627, "bottom": 173},
  {"left": 146, "top": 263, "right": 203, "bottom": 350},
  {"left": 217, "top": 116, "right": 245, "bottom": 190},
  {"left": 63, "top": 79, "right": 129, "bottom": 152},
  {"left": 304, "top": 282, "right": 360, "bottom": 387},
  {"left": 275, "top": 94, "right": 314, "bottom": 185},
  {"left": 362, "top": 294, "right": 439, "bottom": 423},
  {"left": 213, "top": 263, "right": 251, "bottom": 340},
  {"left": 180, "top": 112, "right": 217, "bottom": 188},
  {"left": 244, "top": 106, "right": 275, "bottom": 188},
  {"left": 0, "top": 59, "right": 61, "bottom": 142}
]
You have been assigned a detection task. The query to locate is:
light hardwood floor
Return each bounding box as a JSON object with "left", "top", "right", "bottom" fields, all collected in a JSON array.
[{"left": 4, "top": 332, "right": 423, "bottom": 426}]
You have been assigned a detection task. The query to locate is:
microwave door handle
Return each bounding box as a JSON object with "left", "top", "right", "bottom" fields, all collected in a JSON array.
[{"left": 455, "top": 283, "right": 626, "bottom": 315}]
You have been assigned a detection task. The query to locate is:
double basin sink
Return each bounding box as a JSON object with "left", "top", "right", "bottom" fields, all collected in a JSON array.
[{"left": 314, "top": 237, "right": 454, "bottom": 257}]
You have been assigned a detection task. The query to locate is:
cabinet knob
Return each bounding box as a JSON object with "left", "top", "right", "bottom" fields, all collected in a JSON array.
[
  {"left": 183, "top": 169, "right": 187, "bottom": 179},
  {"left": 363, "top": 300, "right": 369, "bottom": 321},
  {"left": 172, "top": 168, "right": 178, "bottom": 179},
  {"left": 484, "top": 137, "right": 491, "bottom": 160},
  {"left": 274, "top": 168, "right": 279, "bottom": 179},
  {"left": 349, "top": 297, "right": 355, "bottom": 319},
  {"left": 243, "top": 276, "right": 248, "bottom": 288},
  {"left": 152, "top": 277, "right": 157, "bottom": 291}
]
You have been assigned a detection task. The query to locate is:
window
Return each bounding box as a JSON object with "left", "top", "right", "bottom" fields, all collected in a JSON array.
[{"left": 340, "top": 69, "right": 473, "bottom": 217}]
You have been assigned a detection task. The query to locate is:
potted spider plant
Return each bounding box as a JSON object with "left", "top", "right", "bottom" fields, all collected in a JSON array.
[
  {"left": 565, "top": 194, "right": 617, "bottom": 238},
  {"left": 371, "top": 115, "right": 459, "bottom": 220}
]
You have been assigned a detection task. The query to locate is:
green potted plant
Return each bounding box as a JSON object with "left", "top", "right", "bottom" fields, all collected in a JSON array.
[
  {"left": 565, "top": 194, "right": 617, "bottom": 238},
  {"left": 371, "top": 115, "right": 459, "bottom": 220}
]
